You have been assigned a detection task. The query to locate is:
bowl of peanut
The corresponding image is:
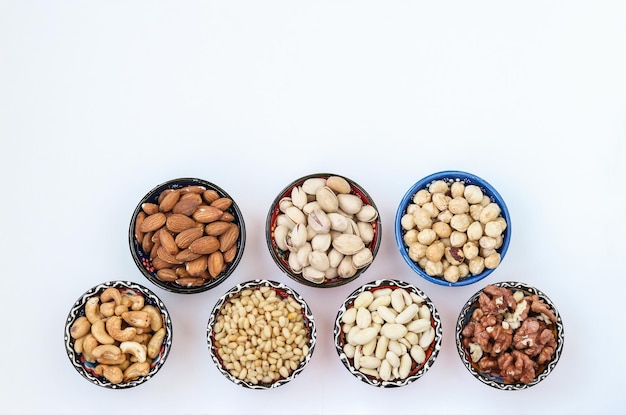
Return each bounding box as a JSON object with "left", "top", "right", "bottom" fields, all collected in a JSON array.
[
  {"left": 395, "top": 170, "right": 511, "bottom": 287},
  {"left": 64, "top": 280, "right": 173, "bottom": 389},
  {"left": 266, "top": 173, "right": 382, "bottom": 288},
  {"left": 129, "top": 177, "right": 246, "bottom": 294},
  {"left": 206, "top": 279, "right": 316, "bottom": 389},
  {"left": 456, "top": 281, "right": 565, "bottom": 390},
  {"left": 333, "top": 279, "right": 442, "bottom": 387}
]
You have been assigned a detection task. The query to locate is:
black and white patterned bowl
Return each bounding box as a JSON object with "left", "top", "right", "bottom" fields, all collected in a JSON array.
[
  {"left": 64, "top": 280, "right": 173, "bottom": 389},
  {"left": 266, "top": 173, "right": 382, "bottom": 288},
  {"left": 129, "top": 177, "right": 246, "bottom": 294},
  {"left": 334, "top": 279, "right": 443, "bottom": 387},
  {"left": 206, "top": 279, "right": 316, "bottom": 389},
  {"left": 455, "top": 281, "right": 565, "bottom": 390}
]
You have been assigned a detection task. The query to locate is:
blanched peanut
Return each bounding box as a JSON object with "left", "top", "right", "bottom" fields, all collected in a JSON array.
[{"left": 341, "top": 286, "right": 437, "bottom": 382}]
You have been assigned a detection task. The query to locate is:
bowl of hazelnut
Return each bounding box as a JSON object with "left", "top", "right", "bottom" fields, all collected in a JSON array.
[
  {"left": 333, "top": 279, "right": 443, "bottom": 387},
  {"left": 64, "top": 280, "right": 173, "bottom": 389},
  {"left": 455, "top": 281, "right": 565, "bottom": 390},
  {"left": 266, "top": 173, "right": 382, "bottom": 288},
  {"left": 129, "top": 178, "right": 246, "bottom": 294},
  {"left": 395, "top": 170, "right": 511, "bottom": 287},
  {"left": 206, "top": 279, "right": 316, "bottom": 389}
]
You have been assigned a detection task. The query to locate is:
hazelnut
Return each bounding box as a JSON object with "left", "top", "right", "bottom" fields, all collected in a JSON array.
[
  {"left": 469, "top": 257, "right": 485, "bottom": 275},
  {"left": 408, "top": 242, "right": 427, "bottom": 262},
  {"left": 403, "top": 229, "right": 419, "bottom": 245},
  {"left": 432, "top": 222, "right": 452, "bottom": 238},
  {"left": 445, "top": 246, "right": 465, "bottom": 265},
  {"left": 400, "top": 213, "right": 416, "bottom": 231},
  {"left": 450, "top": 214, "right": 471, "bottom": 232},
  {"left": 437, "top": 209, "right": 453, "bottom": 224},
  {"left": 479, "top": 203, "right": 501, "bottom": 224},
  {"left": 484, "top": 252, "right": 501, "bottom": 269},
  {"left": 449, "top": 231, "right": 468, "bottom": 248},
  {"left": 479, "top": 236, "right": 497, "bottom": 250},
  {"left": 412, "top": 208, "right": 433, "bottom": 230},
  {"left": 425, "top": 241, "right": 445, "bottom": 262},
  {"left": 466, "top": 221, "right": 483, "bottom": 241},
  {"left": 432, "top": 193, "right": 450, "bottom": 211},
  {"left": 417, "top": 229, "right": 437, "bottom": 245},
  {"left": 448, "top": 197, "right": 470, "bottom": 214},
  {"left": 424, "top": 260, "right": 444, "bottom": 276},
  {"left": 412, "top": 189, "right": 431, "bottom": 205},
  {"left": 429, "top": 180, "right": 449, "bottom": 194},
  {"left": 463, "top": 185, "right": 483, "bottom": 204},
  {"left": 463, "top": 241, "right": 479, "bottom": 260},
  {"left": 450, "top": 181, "right": 465, "bottom": 198},
  {"left": 443, "top": 265, "right": 461, "bottom": 283}
]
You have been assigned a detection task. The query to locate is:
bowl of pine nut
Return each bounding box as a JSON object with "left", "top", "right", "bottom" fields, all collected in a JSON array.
[{"left": 206, "top": 279, "right": 316, "bottom": 389}]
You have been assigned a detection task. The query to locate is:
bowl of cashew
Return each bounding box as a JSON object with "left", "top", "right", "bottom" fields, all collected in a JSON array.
[{"left": 64, "top": 280, "right": 173, "bottom": 389}]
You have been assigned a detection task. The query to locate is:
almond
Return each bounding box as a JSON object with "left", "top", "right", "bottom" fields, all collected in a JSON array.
[
  {"left": 202, "top": 189, "right": 220, "bottom": 204},
  {"left": 157, "top": 246, "right": 183, "bottom": 265},
  {"left": 174, "top": 227, "right": 204, "bottom": 249},
  {"left": 172, "top": 193, "right": 202, "bottom": 216},
  {"left": 141, "top": 203, "right": 159, "bottom": 215},
  {"left": 189, "top": 236, "right": 220, "bottom": 254},
  {"left": 141, "top": 231, "right": 154, "bottom": 253},
  {"left": 223, "top": 244, "right": 238, "bottom": 263},
  {"left": 158, "top": 228, "right": 179, "bottom": 255},
  {"left": 157, "top": 188, "right": 174, "bottom": 204},
  {"left": 140, "top": 212, "right": 166, "bottom": 233},
  {"left": 166, "top": 214, "right": 197, "bottom": 233},
  {"left": 210, "top": 197, "right": 233, "bottom": 211},
  {"left": 175, "top": 277, "right": 205, "bottom": 287},
  {"left": 208, "top": 251, "right": 225, "bottom": 278},
  {"left": 152, "top": 256, "right": 173, "bottom": 271},
  {"left": 175, "top": 266, "right": 191, "bottom": 278},
  {"left": 219, "top": 224, "right": 239, "bottom": 253},
  {"left": 156, "top": 268, "right": 178, "bottom": 282},
  {"left": 181, "top": 185, "right": 207, "bottom": 194},
  {"left": 175, "top": 248, "right": 202, "bottom": 262},
  {"left": 134, "top": 211, "right": 146, "bottom": 244},
  {"left": 159, "top": 189, "right": 180, "bottom": 212},
  {"left": 220, "top": 212, "right": 235, "bottom": 222},
  {"left": 192, "top": 206, "right": 223, "bottom": 223},
  {"left": 186, "top": 255, "right": 208, "bottom": 276},
  {"left": 204, "top": 221, "right": 232, "bottom": 236}
]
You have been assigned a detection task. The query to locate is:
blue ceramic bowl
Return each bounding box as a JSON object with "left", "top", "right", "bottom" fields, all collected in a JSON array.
[
  {"left": 455, "top": 281, "right": 565, "bottom": 390},
  {"left": 206, "top": 279, "right": 316, "bottom": 389},
  {"left": 395, "top": 170, "right": 511, "bottom": 287},
  {"left": 64, "top": 280, "right": 173, "bottom": 389},
  {"left": 129, "top": 177, "right": 246, "bottom": 294},
  {"left": 266, "top": 173, "right": 382, "bottom": 288}
]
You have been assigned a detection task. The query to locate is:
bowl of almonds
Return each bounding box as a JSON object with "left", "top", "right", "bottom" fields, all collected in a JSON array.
[
  {"left": 129, "top": 178, "right": 246, "bottom": 294},
  {"left": 333, "top": 279, "right": 443, "bottom": 387},
  {"left": 456, "top": 281, "right": 565, "bottom": 390},
  {"left": 395, "top": 170, "right": 511, "bottom": 287},
  {"left": 64, "top": 280, "right": 173, "bottom": 389},
  {"left": 266, "top": 173, "right": 382, "bottom": 288},
  {"left": 206, "top": 279, "right": 316, "bottom": 389}
]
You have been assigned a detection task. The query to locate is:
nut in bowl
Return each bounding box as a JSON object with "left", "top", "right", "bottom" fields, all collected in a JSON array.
[
  {"left": 64, "top": 280, "right": 173, "bottom": 389},
  {"left": 129, "top": 177, "right": 246, "bottom": 294},
  {"left": 266, "top": 173, "right": 382, "bottom": 288},
  {"left": 395, "top": 170, "right": 511, "bottom": 287},
  {"left": 456, "top": 281, "right": 565, "bottom": 390},
  {"left": 207, "top": 279, "right": 316, "bottom": 389},
  {"left": 334, "top": 279, "right": 442, "bottom": 387}
]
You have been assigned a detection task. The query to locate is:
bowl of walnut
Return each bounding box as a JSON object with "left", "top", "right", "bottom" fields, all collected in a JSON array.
[
  {"left": 395, "top": 170, "right": 511, "bottom": 287},
  {"left": 129, "top": 177, "right": 246, "bottom": 294},
  {"left": 455, "top": 281, "right": 565, "bottom": 390},
  {"left": 64, "top": 280, "right": 173, "bottom": 389}
]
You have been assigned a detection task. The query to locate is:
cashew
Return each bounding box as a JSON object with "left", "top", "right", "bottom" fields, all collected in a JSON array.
[
  {"left": 122, "top": 311, "right": 151, "bottom": 328},
  {"left": 120, "top": 341, "right": 147, "bottom": 363},
  {"left": 70, "top": 316, "right": 91, "bottom": 339},
  {"left": 95, "top": 364, "right": 123, "bottom": 384},
  {"left": 73, "top": 335, "right": 85, "bottom": 353},
  {"left": 92, "top": 344, "right": 126, "bottom": 365},
  {"left": 124, "top": 294, "right": 145, "bottom": 311},
  {"left": 100, "top": 302, "right": 116, "bottom": 317},
  {"left": 114, "top": 304, "right": 129, "bottom": 316},
  {"left": 141, "top": 305, "right": 163, "bottom": 331},
  {"left": 82, "top": 334, "right": 99, "bottom": 363},
  {"left": 85, "top": 297, "right": 103, "bottom": 324},
  {"left": 147, "top": 327, "right": 166, "bottom": 359},
  {"left": 100, "top": 287, "right": 122, "bottom": 305},
  {"left": 123, "top": 361, "right": 150, "bottom": 381},
  {"left": 105, "top": 316, "right": 137, "bottom": 342},
  {"left": 91, "top": 319, "right": 115, "bottom": 345}
]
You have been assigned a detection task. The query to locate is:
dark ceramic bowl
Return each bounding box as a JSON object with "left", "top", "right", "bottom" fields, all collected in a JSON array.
[
  {"left": 395, "top": 170, "right": 511, "bottom": 287},
  {"left": 129, "top": 177, "right": 246, "bottom": 294},
  {"left": 266, "top": 173, "right": 382, "bottom": 288},
  {"left": 334, "top": 279, "right": 442, "bottom": 387},
  {"left": 456, "top": 281, "right": 565, "bottom": 390},
  {"left": 64, "top": 280, "right": 173, "bottom": 389},
  {"left": 207, "top": 279, "right": 316, "bottom": 389}
]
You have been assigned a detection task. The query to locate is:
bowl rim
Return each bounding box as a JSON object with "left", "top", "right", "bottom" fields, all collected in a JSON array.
[
  {"left": 394, "top": 170, "right": 512, "bottom": 287},
  {"left": 265, "top": 172, "right": 382, "bottom": 288},
  {"left": 64, "top": 280, "right": 173, "bottom": 389},
  {"left": 206, "top": 279, "right": 317, "bottom": 389},
  {"left": 128, "top": 177, "right": 247, "bottom": 294},
  {"left": 455, "top": 280, "right": 565, "bottom": 391},
  {"left": 333, "top": 278, "right": 443, "bottom": 387}
]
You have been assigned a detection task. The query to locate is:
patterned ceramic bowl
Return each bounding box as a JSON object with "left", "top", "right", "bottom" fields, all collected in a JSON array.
[
  {"left": 395, "top": 170, "right": 511, "bottom": 287},
  {"left": 334, "top": 279, "right": 442, "bottom": 387},
  {"left": 64, "top": 280, "right": 173, "bottom": 389},
  {"left": 456, "top": 281, "right": 565, "bottom": 390},
  {"left": 129, "top": 177, "right": 246, "bottom": 294},
  {"left": 207, "top": 279, "right": 316, "bottom": 389},
  {"left": 266, "top": 173, "right": 382, "bottom": 288}
]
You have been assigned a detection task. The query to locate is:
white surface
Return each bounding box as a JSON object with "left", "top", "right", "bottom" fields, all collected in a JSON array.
[{"left": 1, "top": 1, "right": 625, "bottom": 414}]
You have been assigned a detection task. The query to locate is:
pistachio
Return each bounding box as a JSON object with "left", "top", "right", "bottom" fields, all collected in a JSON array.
[
  {"left": 316, "top": 186, "right": 339, "bottom": 213},
  {"left": 337, "top": 194, "right": 363, "bottom": 215},
  {"left": 332, "top": 234, "right": 365, "bottom": 255}
]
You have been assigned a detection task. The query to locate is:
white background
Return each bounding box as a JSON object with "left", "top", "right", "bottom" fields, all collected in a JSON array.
[{"left": 1, "top": 1, "right": 625, "bottom": 414}]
